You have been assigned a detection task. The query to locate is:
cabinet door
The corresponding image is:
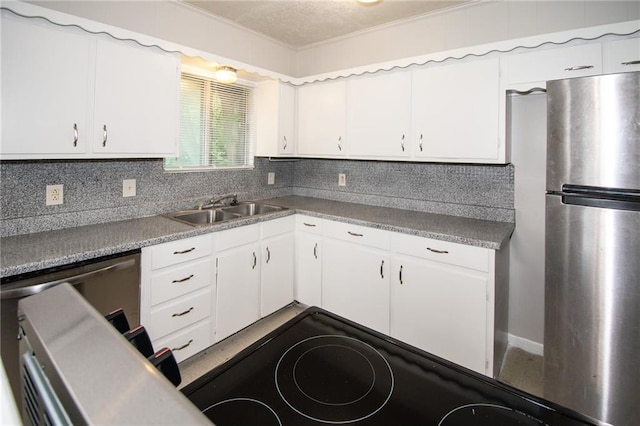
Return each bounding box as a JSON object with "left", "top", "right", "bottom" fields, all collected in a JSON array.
[
  {"left": 279, "top": 83, "right": 296, "bottom": 155},
  {"left": 347, "top": 72, "right": 412, "bottom": 158},
  {"left": 390, "top": 254, "right": 488, "bottom": 374},
  {"left": 295, "top": 231, "right": 322, "bottom": 306},
  {"left": 604, "top": 38, "right": 640, "bottom": 73},
  {"left": 412, "top": 57, "right": 500, "bottom": 162},
  {"left": 261, "top": 232, "right": 295, "bottom": 317},
  {"left": 322, "top": 238, "right": 390, "bottom": 334},
  {"left": 216, "top": 243, "right": 261, "bottom": 341},
  {"left": 1, "top": 14, "right": 93, "bottom": 157},
  {"left": 92, "top": 38, "right": 179, "bottom": 156},
  {"left": 297, "top": 80, "right": 347, "bottom": 157},
  {"left": 255, "top": 80, "right": 296, "bottom": 156}
]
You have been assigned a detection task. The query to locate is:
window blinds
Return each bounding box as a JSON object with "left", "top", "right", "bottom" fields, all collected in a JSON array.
[{"left": 166, "top": 73, "right": 253, "bottom": 170}]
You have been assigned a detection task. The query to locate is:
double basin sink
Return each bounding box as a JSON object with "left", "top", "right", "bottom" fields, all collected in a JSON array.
[{"left": 164, "top": 202, "right": 287, "bottom": 226}]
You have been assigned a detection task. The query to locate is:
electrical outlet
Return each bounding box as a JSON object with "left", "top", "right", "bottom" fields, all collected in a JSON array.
[
  {"left": 123, "top": 179, "right": 136, "bottom": 197},
  {"left": 267, "top": 172, "right": 275, "bottom": 185},
  {"left": 338, "top": 173, "right": 346, "bottom": 187},
  {"left": 46, "top": 184, "right": 63, "bottom": 206}
]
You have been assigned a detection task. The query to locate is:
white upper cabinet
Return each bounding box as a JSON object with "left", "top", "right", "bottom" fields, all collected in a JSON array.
[
  {"left": 1, "top": 14, "right": 94, "bottom": 156},
  {"left": 603, "top": 38, "right": 640, "bottom": 74},
  {"left": 0, "top": 12, "right": 180, "bottom": 159},
  {"left": 411, "top": 57, "right": 502, "bottom": 162},
  {"left": 502, "top": 43, "right": 602, "bottom": 88},
  {"left": 255, "top": 80, "right": 296, "bottom": 156},
  {"left": 297, "top": 80, "right": 347, "bottom": 157},
  {"left": 92, "top": 38, "right": 180, "bottom": 156},
  {"left": 346, "top": 71, "right": 412, "bottom": 159}
]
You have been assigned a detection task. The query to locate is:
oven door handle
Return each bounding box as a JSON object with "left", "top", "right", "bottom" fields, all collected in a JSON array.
[{"left": 1, "top": 258, "right": 136, "bottom": 300}]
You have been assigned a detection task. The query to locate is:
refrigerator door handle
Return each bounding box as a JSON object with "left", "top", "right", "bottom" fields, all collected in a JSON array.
[{"left": 554, "top": 184, "right": 640, "bottom": 212}]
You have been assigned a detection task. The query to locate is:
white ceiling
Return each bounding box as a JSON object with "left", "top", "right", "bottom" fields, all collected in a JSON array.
[{"left": 183, "top": 0, "right": 473, "bottom": 48}]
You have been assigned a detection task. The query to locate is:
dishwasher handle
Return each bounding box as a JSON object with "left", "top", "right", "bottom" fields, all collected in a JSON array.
[{"left": 1, "top": 258, "right": 136, "bottom": 300}]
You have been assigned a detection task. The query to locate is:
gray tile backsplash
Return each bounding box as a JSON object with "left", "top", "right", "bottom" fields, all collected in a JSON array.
[{"left": 0, "top": 157, "right": 513, "bottom": 237}]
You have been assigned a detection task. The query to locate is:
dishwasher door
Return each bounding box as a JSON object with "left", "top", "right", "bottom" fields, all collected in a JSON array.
[{"left": 1, "top": 251, "right": 140, "bottom": 403}]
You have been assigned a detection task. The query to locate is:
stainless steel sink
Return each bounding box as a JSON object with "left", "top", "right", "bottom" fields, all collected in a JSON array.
[
  {"left": 164, "top": 202, "right": 287, "bottom": 226},
  {"left": 220, "top": 203, "right": 285, "bottom": 216},
  {"left": 164, "top": 209, "right": 242, "bottom": 226}
]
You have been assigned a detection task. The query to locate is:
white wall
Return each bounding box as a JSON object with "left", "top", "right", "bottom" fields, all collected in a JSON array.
[
  {"left": 295, "top": 0, "right": 640, "bottom": 76},
  {"left": 28, "top": 0, "right": 297, "bottom": 76}
]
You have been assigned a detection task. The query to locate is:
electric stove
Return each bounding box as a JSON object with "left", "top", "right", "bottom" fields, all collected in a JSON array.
[{"left": 182, "top": 307, "right": 596, "bottom": 425}]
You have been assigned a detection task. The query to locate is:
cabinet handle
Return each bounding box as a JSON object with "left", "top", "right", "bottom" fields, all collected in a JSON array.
[
  {"left": 172, "top": 274, "right": 194, "bottom": 283},
  {"left": 102, "top": 124, "right": 108, "bottom": 147},
  {"left": 172, "top": 307, "right": 193, "bottom": 317},
  {"left": 399, "top": 265, "right": 403, "bottom": 285},
  {"left": 172, "top": 339, "right": 194, "bottom": 352},
  {"left": 266, "top": 247, "right": 271, "bottom": 264},
  {"left": 283, "top": 136, "right": 288, "bottom": 150},
  {"left": 73, "top": 123, "right": 78, "bottom": 147},
  {"left": 380, "top": 260, "right": 384, "bottom": 279},
  {"left": 303, "top": 222, "right": 317, "bottom": 227},
  {"left": 347, "top": 231, "right": 363, "bottom": 237},
  {"left": 313, "top": 243, "right": 318, "bottom": 259},
  {"left": 419, "top": 134, "right": 424, "bottom": 152},
  {"left": 173, "top": 247, "right": 195, "bottom": 255},
  {"left": 252, "top": 251, "right": 257, "bottom": 269},
  {"left": 338, "top": 136, "right": 342, "bottom": 151},
  {"left": 564, "top": 65, "right": 594, "bottom": 71},
  {"left": 427, "top": 247, "right": 449, "bottom": 254},
  {"left": 400, "top": 134, "right": 405, "bottom": 152},
  {"left": 621, "top": 60, "right": 640, "bottom": 66}
]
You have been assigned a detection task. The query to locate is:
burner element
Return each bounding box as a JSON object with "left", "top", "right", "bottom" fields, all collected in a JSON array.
[
  {"left": 438, "top": 403, "right": 547, "bottom": 426},
  {"left": 275, "top": 335, "right": 394, "bottom": 424},
  {"left": 202, "top": 398, "right": 282, "bottom": 426}
]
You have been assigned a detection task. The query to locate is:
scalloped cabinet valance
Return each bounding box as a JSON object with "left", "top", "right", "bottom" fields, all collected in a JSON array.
[{"left": 1, "top": 2, "right": 639, "bottom": 162}]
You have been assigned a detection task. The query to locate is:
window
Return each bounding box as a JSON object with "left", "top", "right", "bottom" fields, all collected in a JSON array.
[{"left": 165, "top": 72, "right": 253, "bottom": 171}]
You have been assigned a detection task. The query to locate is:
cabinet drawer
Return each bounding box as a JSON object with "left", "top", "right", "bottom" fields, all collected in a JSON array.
[
  {"left": 504, "top": 44, "right": 602, "bottom": 85},
  {"left": 152, "top": 320, "right": 211, "bottom": 363},
  {"left": 216, "top": 223, "right": 260, "bottom": 251},
  {"left": 262, "top": 215, "right": 294, "bottom": 239},
  {"left": 149, "top": 289, "right": 211, "bottom": 340},
  {"left": 150, "top": 235, "right": 212, "bottom": 270},
  {"left": 324, "top": 221, "right": 390, "bottom": 250},
  {"left": 391, "top": 233, "right": 489, "bottom": 272},
  {"left": 150, "top": 257, "right": 212, "bottom": 306},
  {"left": 296, "top": 215, "right": 324, "bottom": 235}
]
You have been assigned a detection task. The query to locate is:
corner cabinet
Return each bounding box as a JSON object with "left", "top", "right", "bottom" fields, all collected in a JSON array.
[
  {"left": 297, "top": 80, "right": 347, "bottom": 157},
  {"left": 0, "top": 11, "right": 180, "bottom": 159}
]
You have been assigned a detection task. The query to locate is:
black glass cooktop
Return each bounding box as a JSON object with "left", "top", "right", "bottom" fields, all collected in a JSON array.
[{"left": 182, "top": 307, "right": 595, "bottom": 425}]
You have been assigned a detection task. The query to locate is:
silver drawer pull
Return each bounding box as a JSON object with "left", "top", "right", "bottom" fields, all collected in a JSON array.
[
  {"left": 338, "top": 136, "right": 342, "bottom": 151},
  {"left": 399, "top": 265, "right": 403, "bottom": 285},
  {"left": 621, "top": 60, "right": 640, "bottom": 66},
  {"left": 102, "top": 124, "right": 108, "bottom": 147},
  {"left": 173, "top": 247, "right": 195, "bottom": 255},
  {"left": 283, "top": 136, "right": 288, "bottom": 150},
  {"left": 172, "top": 339, "right": 194, "bottom": 351},
  {"left": 427, "top": 247, "right": 449, "bottom": 254},
  {"left": 401, "top": 134, "right": 405, "bottom": 152},
  {"left": 564, "top": 65, "right": 594, "bottom": 71},
  {"left": 73, "top": 123, "right": 78, "bottom": 147},
  {"left": 347, "top": 231, "right": 363, "bottom": 237},
  {"left": 172, "top": 307, "right": 193, "bottom": 317},
  {"left": 252, "top": 252, "right": 257, "bottom": 269},
  {"left": 313, "top": 243, "right": 318, "bottom": 259},
  {"left": 380, "top": 260, "right": 384, "bottom": 279},
  {"left": 303, "top": 222, "right": 317, "bottom": 227},
  {"left": 172, "top": 274, "right": 194, "bottom": 283},
  {"left": 266, "top": 247, "right": 271, "bottom": 264},
  {"left": 419, "top": 134, "right": 424, "bottom": 152}
]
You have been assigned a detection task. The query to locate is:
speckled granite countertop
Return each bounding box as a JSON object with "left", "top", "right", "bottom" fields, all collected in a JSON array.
[{"left": 0, "top": 196, "right": 514, "bottom": 278}]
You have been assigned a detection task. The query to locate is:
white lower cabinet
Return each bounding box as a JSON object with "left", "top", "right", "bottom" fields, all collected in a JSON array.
[
  {"left": 322, "top": 222, "right": 390, "bottom": 334},
  {"left": 215, "top": 224, "right": 261, "bottom": 341},
  {"left": 295, "top": 216, "right": 324, "bottom": 306},
  {"left": 140, "top": 234, "right": 214, "bottom": 363},
  {"left": 260, "top": 217, "right": 295, "bottom": 317}
]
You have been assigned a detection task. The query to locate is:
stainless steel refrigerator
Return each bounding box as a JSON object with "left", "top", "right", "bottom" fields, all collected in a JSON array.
[{"left": 544, "top": 71, "right": 639, "bottom": 426}]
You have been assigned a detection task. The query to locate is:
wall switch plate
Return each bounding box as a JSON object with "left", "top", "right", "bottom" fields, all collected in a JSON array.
[
  {"left": 267, "top": 172, "right": 275, "bottom": 185},
  {"left": 338, "top": 173, "right": 346, "bottom": 186},
  {"left": 123, "top": 179, "right": 136, "bottom": 197},
  {"left": 46, "top": 184, "right": 63, "bottom": 205}
]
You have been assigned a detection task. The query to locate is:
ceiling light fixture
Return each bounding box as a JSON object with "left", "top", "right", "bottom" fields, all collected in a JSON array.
[
  {"left": 357, "top": 0, "right": 382, "bottom": 4},
  {"left": 214, "top": 66, "right": 237, "bottom": 84}
]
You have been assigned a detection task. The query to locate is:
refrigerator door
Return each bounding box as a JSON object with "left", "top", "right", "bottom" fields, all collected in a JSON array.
[
  {"left": 544, "top": 194, "right": 640, "bottom": 425},
  {"left": 546, "top": 72, "right": 640, "bottom": 192}
]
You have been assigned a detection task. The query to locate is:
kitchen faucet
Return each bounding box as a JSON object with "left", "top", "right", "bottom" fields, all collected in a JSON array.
[{"left": 200, "top": 193, "right": 238, "bottom": 209}]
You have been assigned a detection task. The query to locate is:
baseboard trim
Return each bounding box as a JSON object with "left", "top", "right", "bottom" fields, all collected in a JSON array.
[{"left": 508, "top": 334, "right": 543, "bottom": 356}]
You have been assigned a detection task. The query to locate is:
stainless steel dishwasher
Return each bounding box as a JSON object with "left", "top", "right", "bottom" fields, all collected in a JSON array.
[{"left": 1, "top": 250, "right": 140, "bottom": 402}]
